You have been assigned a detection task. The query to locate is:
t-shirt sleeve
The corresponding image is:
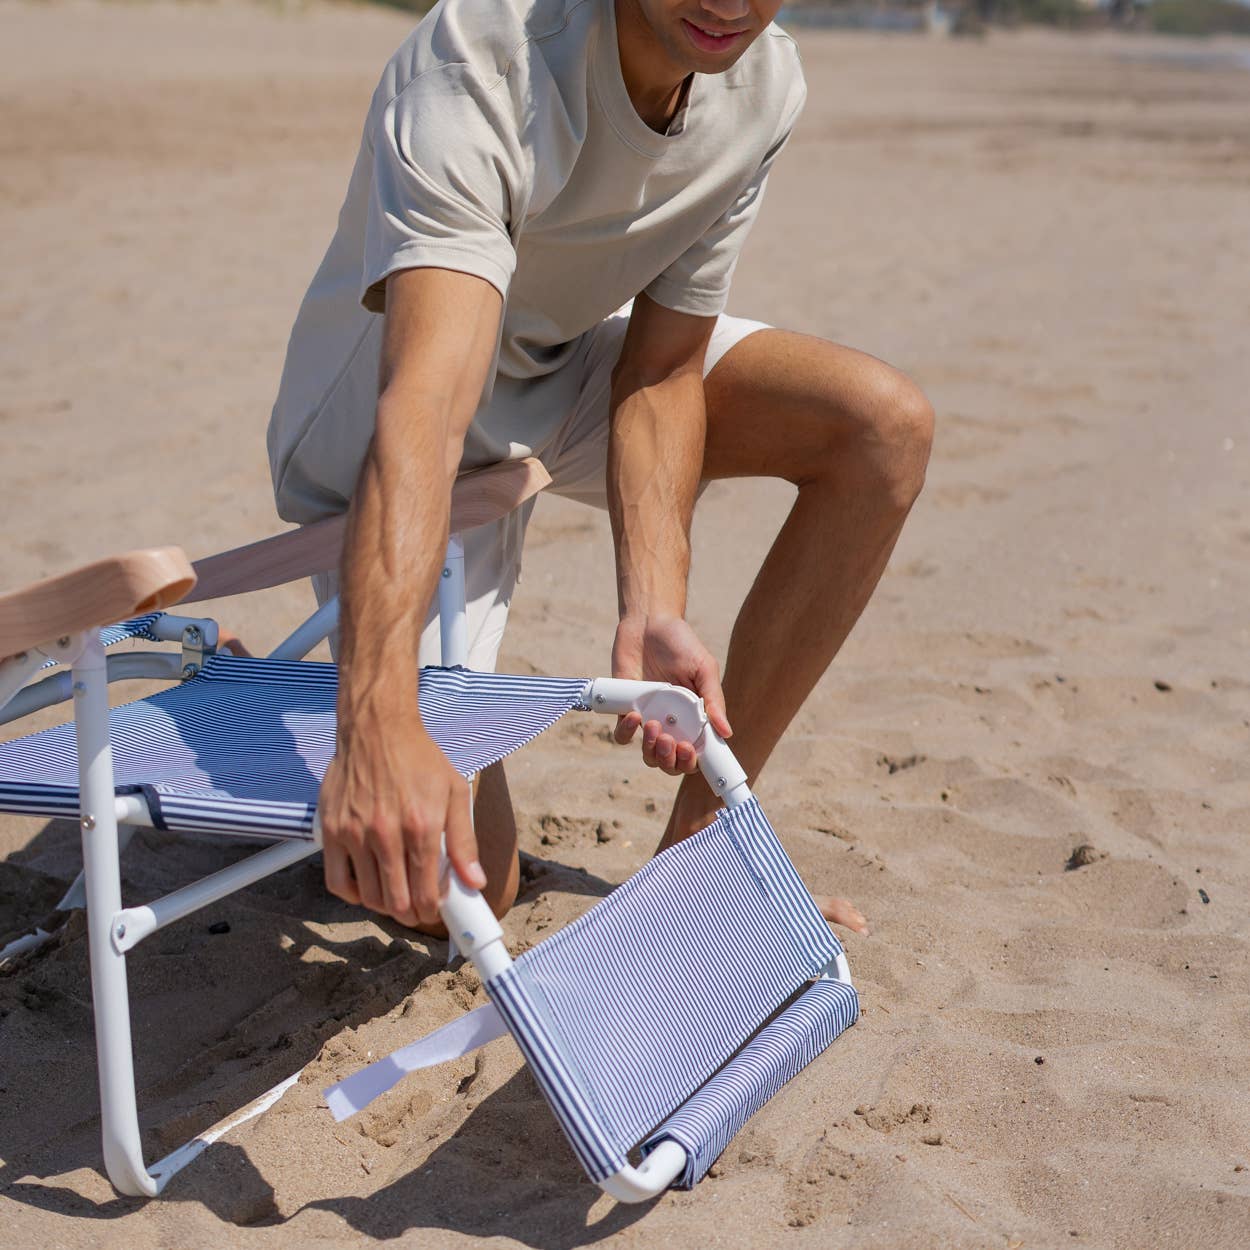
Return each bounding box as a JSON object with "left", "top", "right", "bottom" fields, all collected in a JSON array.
[
  {"left": 361, "top": 63, "right": 526, "bottom": 314},
  {"left": 644, "top": 79, "right": 806, "bottom": 319}
]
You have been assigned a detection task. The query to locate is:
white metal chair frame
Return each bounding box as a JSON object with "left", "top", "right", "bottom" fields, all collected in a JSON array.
[{"left": 0, "top": 459, "right": 853, "bottom": 1202}]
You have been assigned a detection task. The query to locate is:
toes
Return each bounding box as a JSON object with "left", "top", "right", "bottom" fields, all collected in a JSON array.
[{"left": 819, "top": 895, "right": 870, "bottom": 936}]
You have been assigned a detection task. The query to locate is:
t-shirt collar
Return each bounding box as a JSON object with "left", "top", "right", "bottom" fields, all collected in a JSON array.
[{"left": 593, "top": 0, "right": 693, "bottom": 158}]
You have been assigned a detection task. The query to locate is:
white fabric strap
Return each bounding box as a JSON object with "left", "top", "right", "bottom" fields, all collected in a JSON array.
[{"left": 324, "top": 1002, "right": 508, "bottom": 1121}]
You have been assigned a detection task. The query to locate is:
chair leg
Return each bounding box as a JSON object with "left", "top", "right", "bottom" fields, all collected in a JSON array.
[
  {"left": 58, "top": 825, "right": 134, "bottom": 912},
  {"left": 73, "top": 637, "right": 159, "bottom": 1197}
]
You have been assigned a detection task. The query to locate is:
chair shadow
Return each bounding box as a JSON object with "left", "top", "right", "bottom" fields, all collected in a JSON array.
[
  {"left": 298, "top": 1067, "right": 653, "bottom": 1248},
  {"left": 0, "top": 812, "right": 622, "bottom": 1227},
  {"left": 7, "top": 1069, "right": 655, "bottom": 1246},
  {"left": 0, "top": 814, "right": 438, "bottom": 1199}
]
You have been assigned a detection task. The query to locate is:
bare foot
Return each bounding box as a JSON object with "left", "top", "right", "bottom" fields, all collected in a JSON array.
[{"left": 818, "top": 894, "right": 870, "bottom": 936}]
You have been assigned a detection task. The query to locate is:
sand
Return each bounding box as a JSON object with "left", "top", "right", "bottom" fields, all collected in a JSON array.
[{"left": 1, "top": 2, "right": 1248, "bottom": 1246}]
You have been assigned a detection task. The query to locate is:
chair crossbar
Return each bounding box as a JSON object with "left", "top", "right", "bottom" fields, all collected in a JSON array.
[{"left": 642, "top": 978, "right": 859, "bottom": 1187}]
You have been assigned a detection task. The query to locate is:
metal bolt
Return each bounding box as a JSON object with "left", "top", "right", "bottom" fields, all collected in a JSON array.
[
  {"left": 185, "top": 626, "right": 200, "bottom": 643},
  {"left": 595, "top": 694, "right": 605, "bottom": 705},
  {"left": 58, "top": 636, "right": 70, "bottom": 648},
  {"left": 82, "top": 815, "right": 96, "bottom": 831},
  {"left": 115, "top": 923, "right": 126, "bottom": 939},
  {"left": 665, "top": 714, "right": 678, "bottom": 726},
  {"left": 182, "top": 663, "right": 200, "bottom": 679},
  {"left": 441, "top": 567, "right": 452, "bottom": 579},
  {"left": 716, "top": 777, "right": 727, "bottom": 790},
  {"left": 73, "top": 680, "right": 86, "bottom": 694}
]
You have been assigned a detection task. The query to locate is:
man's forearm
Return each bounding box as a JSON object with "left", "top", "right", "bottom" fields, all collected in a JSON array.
[
  {"left": 336, "top": 396, "right": 455, "bottom": 735},
  {"left": 333, "top": 267, "right": 500, "bottom": 740},
  {"left": 607, "top": 364, "right": 707, "bottom": 620}
]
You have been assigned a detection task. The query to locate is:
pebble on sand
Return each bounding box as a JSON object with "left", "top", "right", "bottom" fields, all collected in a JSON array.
[{"left": 1066, "top": 843, "right": 1106, "bottom": 870}]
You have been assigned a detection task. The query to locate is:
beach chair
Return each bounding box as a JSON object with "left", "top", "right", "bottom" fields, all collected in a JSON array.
[{"left": 0, "top": 457, "right": 859, "bottom": 1201}]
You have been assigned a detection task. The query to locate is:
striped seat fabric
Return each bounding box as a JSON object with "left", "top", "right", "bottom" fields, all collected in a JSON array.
[
  {"left": 0, "top": 655, "right": 587, "bottom": 837},
  {"left": 484, "top": 797, "right": 858, "bottom": 1187}
]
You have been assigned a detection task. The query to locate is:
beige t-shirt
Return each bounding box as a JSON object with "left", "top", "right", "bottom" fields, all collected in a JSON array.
[{"left": 268, "top": 0, "right": 806, "bottom": 523}]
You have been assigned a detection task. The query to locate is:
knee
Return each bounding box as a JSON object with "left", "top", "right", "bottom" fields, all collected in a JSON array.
[
  {"left": 485, "top": 876, "right": 518, "bottom": 921},
  {"left": 817, "top": 366, "right": 934, "bottom": 512},
  {"left": 880, "top": 374, "right": 934, "bottom": 510}
]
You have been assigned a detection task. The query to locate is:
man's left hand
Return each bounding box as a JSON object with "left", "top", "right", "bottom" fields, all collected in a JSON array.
[{"left": 611, "top": 615, "right": 732, "bottom": 775}]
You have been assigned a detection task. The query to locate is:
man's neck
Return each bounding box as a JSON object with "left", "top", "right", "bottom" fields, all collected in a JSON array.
[{"left": 615, "top": 0, "right": 690, "bottom": 133}]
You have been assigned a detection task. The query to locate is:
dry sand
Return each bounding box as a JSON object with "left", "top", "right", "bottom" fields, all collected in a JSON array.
[{"left": 2, "top": 3, "right": 1249, "bottom": 1246}]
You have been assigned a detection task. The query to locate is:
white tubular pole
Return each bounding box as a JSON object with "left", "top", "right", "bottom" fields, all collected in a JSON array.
[
  {"left": 57, "top": 825, "right": 134, "bottom": 912},
  {"left": 583, "top": 678, "right": 751, "bottom": 808},
  {"left": 1, "top": 653, "right": 184, "bottom": 726},
  {"left": 599, "top": 1141, "right": 688, "bottom": 1203},
  {"left": 148, "top": 614, "right": 219, "bottom": 650},
  {"left": 72, "top": 632, "right": 159, "bottom": 1197},
  {"left": 269, "top": 596, "right": 340, "bottom": 662},
  {"left": 431, "top": 536, "right": 502, "bottom": 961},
  {"left": 438, "top": 534, "right": 468, "bottom": 667},
  {"left": 111, "top": 837, "right": 321, "bottom": 953},
  {"left": 439, "top": 859, "right": 511, "bottom": 979}
]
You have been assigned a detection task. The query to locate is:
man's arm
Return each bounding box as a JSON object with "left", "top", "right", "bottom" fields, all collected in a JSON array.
[
  {"left": 319, "top": 267, "right": 502, "bottom": 928},
  {"left": 608, "top": 293, "right": 732, "bottom": 772}
]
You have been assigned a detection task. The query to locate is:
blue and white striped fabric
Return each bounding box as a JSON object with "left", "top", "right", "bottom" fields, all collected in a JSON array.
[
  {"left": 642, "top": 978, "right": 859, "bottom": 1187},
  {"left": 483, "top": 797, "right": 855, "bottom": 1183},
  {"left": 35, "top": 614, "right": 166, "bottom": 671},
  {"left": 0, "top": 656, "right": 586, "bottom": 836}
]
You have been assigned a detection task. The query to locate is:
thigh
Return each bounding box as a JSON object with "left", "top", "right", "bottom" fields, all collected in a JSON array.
[{"left": 702, "top": 329, "right": 908, "bottom": 484}]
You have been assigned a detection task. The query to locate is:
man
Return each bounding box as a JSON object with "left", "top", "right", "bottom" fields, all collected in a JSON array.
[{"left": 268, "top": 0, "right": 933, "bottom": 938}]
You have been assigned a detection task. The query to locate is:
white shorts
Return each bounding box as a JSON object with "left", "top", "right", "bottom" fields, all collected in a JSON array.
[{"left": 316, "top": 307, "right": 771, "bottom": 670}]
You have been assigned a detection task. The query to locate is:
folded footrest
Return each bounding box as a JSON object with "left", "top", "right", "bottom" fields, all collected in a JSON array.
[{"left": 642, "top": 977, "right": 859, "bottom": 1187}]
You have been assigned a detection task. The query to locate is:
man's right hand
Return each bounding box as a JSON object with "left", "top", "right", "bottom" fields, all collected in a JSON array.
[{"left": 318, "top": 714, "right": 485, "bottom": 929}]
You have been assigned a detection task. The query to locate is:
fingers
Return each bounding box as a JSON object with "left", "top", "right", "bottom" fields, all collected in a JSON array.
[
  {"left": 613, "top": 711, "right": 641, "bottom": 745},
  {"left": 376, "top": 833, "right": 417, "bottom": 928},
  {"left": 406, "top": 846, "right": 438, "bottom": 927},
  {"left": 639, "top": 721, "right": 700, "bottom": 776},
  {"left": 443, "top": 775, "right": 486, "bottom": 894},
  {"left": 323, "top": 839, "right": 360, "bottom": 905},
  {"left": 694, "top": 655, "right": 732, "bottom": 739},
  {"left": 348, "top": 845, "right": 384, "bottom": 915}
]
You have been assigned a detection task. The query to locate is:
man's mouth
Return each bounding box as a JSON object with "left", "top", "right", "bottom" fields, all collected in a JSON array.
[{"left": 680, "top": 18, "right": 749, "bottom": 54}]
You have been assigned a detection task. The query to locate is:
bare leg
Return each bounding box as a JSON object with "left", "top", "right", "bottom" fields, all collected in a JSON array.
[{"left": 661, "top": 331, "right": 934, "bottom": 929}]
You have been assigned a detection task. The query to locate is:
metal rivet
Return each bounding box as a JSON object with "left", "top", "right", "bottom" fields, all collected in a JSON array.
[
  {"left": 182, "top": 663, "right": 199, "bottom": 679},
  {"left": 716, "top": 777, "right": 727, "bottom": 790},
  {"left": 665, "top": 714, "right": 677, "bottom": 725},
  {"left": 57, "top": 635, "right": 70, "bottom": 647},
  {"left": 441, "top": 567, "right": 452, "bottom": 579},
  {"left": 115, "top": 923, "right": 126, "bottom": 939},
  {"left": 595, "top": 694, "right": 605, "bottom": 705},
  {"left": 185, "top": 626, "right": 200, "bottom": 642},
  {"left": 82, "top": 815, "right": 96, "bottom": 831},
  {"left": 73, "top": 680, "right": 86, "bottom": 694}
]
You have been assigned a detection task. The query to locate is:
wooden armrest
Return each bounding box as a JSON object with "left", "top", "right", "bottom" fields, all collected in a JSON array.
[
  {"left": 185, "top": 456, "right": 552, "bottom": 604},
  {"left": 0, "top": 548, "right": 196, "bottom": 661}
]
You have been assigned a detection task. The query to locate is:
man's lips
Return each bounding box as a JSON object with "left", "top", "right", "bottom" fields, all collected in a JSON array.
[{"left": 681, "top": 18, "right": 749, "bottom": 54}]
